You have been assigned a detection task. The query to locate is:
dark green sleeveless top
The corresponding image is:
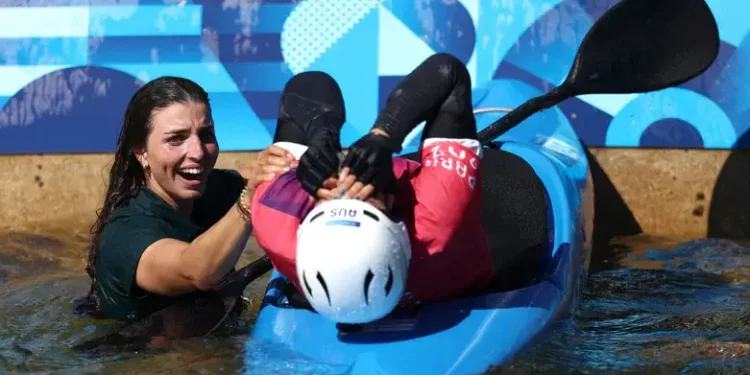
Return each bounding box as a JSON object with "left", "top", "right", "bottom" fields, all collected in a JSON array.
[{"left": 95, "top": 169, "right": 244, "bottom": 321}]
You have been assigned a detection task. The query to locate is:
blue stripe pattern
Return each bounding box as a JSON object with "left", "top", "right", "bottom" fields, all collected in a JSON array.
[
  {"left": 87, "top": 34, "right": 282, "bottom": 64},
  {"left": 200, "top": 2, "right": 290, "bottom": 123},
  {"left": 88, "top": 5, "right": 203, "bottom": 37},
  {"left": 201, "top": 3, "right": 294, "bottom": 34},
  {"left": 243, "top": 91, "right": 282, "bottom": 119},
  {"left": 215, "top": 33, "right": 283, "bottom": 62},
  {"left": 0, "top": 37, "right": 87, "bottom": 65},
  {"left": 222, "top": 62, "right": 294, "bottom": 92},
  {"left": 88, "top": 36, "right": 205, "bottom": 64}
]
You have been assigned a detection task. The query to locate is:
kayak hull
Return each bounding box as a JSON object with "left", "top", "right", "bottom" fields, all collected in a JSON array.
[{"left": 247, "top": 81, "right": 594, "bottom": 375}]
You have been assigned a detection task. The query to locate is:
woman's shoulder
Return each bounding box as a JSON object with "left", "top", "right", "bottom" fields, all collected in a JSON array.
[
  {"left": 98, "top": 208, "right": 172, "bottom": 251},
  {"left": 98, "top": 190, "right": 180, "bottom": 250},
  {"left": 101, "top": 190, "right": 174, "bottom": 231}
]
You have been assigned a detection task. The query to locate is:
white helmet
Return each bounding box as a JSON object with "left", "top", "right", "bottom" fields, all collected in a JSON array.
[{"left": 296, "top": 198, "right": 412, "bottom": 324}]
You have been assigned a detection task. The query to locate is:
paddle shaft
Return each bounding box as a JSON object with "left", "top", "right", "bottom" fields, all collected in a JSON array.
[
  {"left": 240, "top": 255, "right": 273, "bottom": 284},
  {"left": 219, "top": 255, "right": 273, "bottom": 298},
  {"left": 477, "top": 85, "right": 572, "bottom": 146},
  {"left": 201, "top": 255, "right": 273, "bottom": 337}
]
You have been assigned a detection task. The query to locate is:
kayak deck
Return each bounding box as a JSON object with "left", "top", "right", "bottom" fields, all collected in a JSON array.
[{"left": 248, "top": 81, "right": 594, "bottom": 375}]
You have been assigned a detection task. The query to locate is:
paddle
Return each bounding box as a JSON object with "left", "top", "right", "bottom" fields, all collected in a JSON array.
[
  {"left": 73, "top": 256, "right": 272, "bottom": 355},
  {"left": 477, "top": 0, "right": 720, "bottom": 145}
]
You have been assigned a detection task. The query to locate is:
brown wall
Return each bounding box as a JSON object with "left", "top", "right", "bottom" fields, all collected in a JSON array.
[
  {"left": 589, "top": 148, "right": 721, "bottom": 237},
  {"left": 1, "top": 148, "right": 748, "bottom": 241},
  {"left": 0, "top": 152, "right": 260, "bottom": 236}
]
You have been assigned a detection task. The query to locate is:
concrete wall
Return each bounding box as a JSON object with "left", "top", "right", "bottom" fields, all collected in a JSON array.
[
  {"left": 3, "top": 148, "right": 748, "bottom": 243},
  {"left": 0, "top": 152, "right": 259, "bottom": 236}
]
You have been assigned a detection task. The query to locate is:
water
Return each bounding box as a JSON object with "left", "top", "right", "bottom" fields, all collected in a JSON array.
[
  {"left": 0, "top": 231, "right": 747, "bottom": 374},
  {"left": 502, "top": 237, "right": 750, "bottom": 375},
  {"left": 0, "top": 231, "right": 269, "bottom": 374}
]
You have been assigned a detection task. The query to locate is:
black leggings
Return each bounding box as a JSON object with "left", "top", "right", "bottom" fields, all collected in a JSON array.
[
  {"left": 274, "top": 55, "right": 549, "bottom": 291},
  {"left": 373, "top": 53, "right": 477, "bottom": 142},
  {"left": 274, "top": 53, "right": 475, "bottom": 147}
]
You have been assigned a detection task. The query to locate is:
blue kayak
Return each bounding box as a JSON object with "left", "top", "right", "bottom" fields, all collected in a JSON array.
[{"left": 247, "top": 80, "right": 594, "bottom": 375}]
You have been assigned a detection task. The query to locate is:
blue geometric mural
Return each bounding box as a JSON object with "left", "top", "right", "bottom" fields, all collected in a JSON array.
[{"left": 0, "top": 0, "right": 746, "bottom": 154}]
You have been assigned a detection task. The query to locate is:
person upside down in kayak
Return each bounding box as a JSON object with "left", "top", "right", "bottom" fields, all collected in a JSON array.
[{"left": 252, "top": 53, "right": 549, "bottom": 324}]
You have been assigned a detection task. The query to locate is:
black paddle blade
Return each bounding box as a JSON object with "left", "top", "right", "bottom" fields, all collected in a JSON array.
[
  {"left": 566, "top": 0, "right": 719, "bottom": 95},
  {"left": 478, "top": 0, "right": 720, "bottom": 145}
]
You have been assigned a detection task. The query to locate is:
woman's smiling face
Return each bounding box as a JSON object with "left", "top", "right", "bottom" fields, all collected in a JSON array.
[{"left": 136, "top": 100, "right": 219, "bottom": 210}]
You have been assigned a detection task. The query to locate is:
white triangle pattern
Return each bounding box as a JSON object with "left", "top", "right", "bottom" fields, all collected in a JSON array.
[
  {"left": 281, "top": 0, "right": 382, "bottom": 73},
  {"left": 377, "top": 4, "right": 435, "bottom": 76}
]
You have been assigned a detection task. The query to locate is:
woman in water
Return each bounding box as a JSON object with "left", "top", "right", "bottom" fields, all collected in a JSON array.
[
  {"left": 251, "top": 53, "right": 549, "bottom": 323},
  {"left": 83, "top": 76, "right": 296, "bottom": 321}
]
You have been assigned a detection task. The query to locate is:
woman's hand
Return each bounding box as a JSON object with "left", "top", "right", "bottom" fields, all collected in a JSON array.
[
  {"left": 310, "top": 177, "right": 339, "bottom": 205},
  {"left": 242, "top": 145, "right": 296, "bottom": 188}
]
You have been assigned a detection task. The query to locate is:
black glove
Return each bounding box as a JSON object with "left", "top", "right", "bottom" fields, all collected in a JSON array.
[
  {"left": 340, "top": 132, "right": 400, "bottom": 193},
  {"left": 296, "top": 136, "right": 343, "bottom": 197}
]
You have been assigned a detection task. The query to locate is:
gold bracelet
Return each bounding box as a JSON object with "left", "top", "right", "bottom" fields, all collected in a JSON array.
[{"left": 236, "top": 186, "right": 252, "bottom": 223}]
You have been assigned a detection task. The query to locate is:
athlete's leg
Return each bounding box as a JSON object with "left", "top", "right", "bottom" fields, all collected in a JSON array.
[
  {"left": 375, "top": 53, "right": 476, "bottom": 144},
  {"left": 379, "top": 53, "right": 549, "bottom": 296},
  {"left": 374, "top": 54, "right": 493, "bottom": 302},
  {"left": 273, "top": 71, "right": 345, "bottom": 147}
]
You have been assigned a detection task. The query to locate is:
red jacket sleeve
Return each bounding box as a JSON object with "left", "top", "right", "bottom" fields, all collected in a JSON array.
[
  {"left": 410, "top": 139, "right": 482, "bottom": 251},
  {"left": 250, "top": 171, "right": 315, "bottom": 286},
  {"left": 401, "top": 139, "right": 492, "bottom": 303}
]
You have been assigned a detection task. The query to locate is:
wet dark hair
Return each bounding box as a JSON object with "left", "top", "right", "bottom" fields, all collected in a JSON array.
[{"left": 79, "top": 76, "right": 210, "bottom": 316}]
